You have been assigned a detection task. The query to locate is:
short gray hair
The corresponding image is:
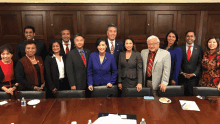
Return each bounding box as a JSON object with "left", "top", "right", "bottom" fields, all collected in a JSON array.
[{"left": 147, "top": 35, "right": 160, "bottom": 43}]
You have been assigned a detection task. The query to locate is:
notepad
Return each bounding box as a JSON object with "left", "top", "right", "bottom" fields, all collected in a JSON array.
[
  {"left": 144, "top": 96, "right": 154, "bottom": 100},
  {"left": 179, "top": 100, "right": 200, "bottom": 111}
]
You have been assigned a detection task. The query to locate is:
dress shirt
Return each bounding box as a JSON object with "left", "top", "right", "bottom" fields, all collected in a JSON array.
[
  {"left": 62, "top": 40, "right": 71, "bottom": 54},
  {"left": 52, "top": 54, "right": 64, "bottom": 79},
  {"left": 186, "top": 43, "right": 194, "bottom": 55},
  {"left": 108, "top": 39, "right": 115, "bottom": 51},
  {"left": 76, "top": 48, "right": 86, "bottom": 61}
]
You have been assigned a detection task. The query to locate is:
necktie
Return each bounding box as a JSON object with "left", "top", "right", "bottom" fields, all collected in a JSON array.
[
  {"left": 187, "top": 45, "right": 191, "bottom": 61},
  {"left": 110, "top": 41, "right": 114, "bottom": 55},
  {"left": 80, "top": 51, "right": 86, "bottom": 67},
  {"left": 65, "top": 44, "right": 69, "bottom": 54},
  {"left": 147, "top": 53, "right": 155, "bottom": 77}
]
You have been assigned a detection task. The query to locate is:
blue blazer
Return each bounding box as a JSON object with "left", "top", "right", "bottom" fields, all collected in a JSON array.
[{"left": 87, "top": 52, "right": 118, "bottom": 86}]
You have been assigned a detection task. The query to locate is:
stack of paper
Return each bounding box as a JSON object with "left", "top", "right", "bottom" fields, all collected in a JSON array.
[
  {"left": 93, "top": 114, "right": 137, "bottom": 124},
  {"left": 179, "top": 100, "right": 200, "bottom": 111},
  {"left": 0, "top": 101, "right": 8, "bottom": 105}
]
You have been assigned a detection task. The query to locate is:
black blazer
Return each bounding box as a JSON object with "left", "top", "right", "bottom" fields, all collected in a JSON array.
[
  {"left": 44, "top": 55, "right": 68, "bottom": 91},
  {"left": 179, "top": 43, "right": 203, "bottom": 76},
  {"left": 66, "top": 48, "right": 91, "bottom": 90},
  {"left": 16, "top": 40, "right": 48, "bottom": 61},
  {"left": 118, "top": 51, "right": 143, "bottom": 87},
  {"left": 106, "top": 39, "right": 123, "bottom": 65}
]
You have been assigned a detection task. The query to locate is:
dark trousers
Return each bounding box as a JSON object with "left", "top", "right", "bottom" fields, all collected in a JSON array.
[{"left": 179, "top": 75, "right": 197, "bottom": 96}]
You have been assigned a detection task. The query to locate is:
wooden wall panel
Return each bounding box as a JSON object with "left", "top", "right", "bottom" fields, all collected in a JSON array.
[
  {"left": 49, "top": 11, "right": 77, "bottom": 41},
  {"left": 154, "top": 11, "right": 177, "bottom": 40},
  {"left": 22, "top": 11, "right": 47, "bottom": 42},
  {"left": 80, "top": 11, "right": 121, "bottom": 43},
  {"left": 177, "top": 11, "right": 201, "bottom": 45},
  {"left": 125, "top": 11, "right": 150, "bottom": 43}
]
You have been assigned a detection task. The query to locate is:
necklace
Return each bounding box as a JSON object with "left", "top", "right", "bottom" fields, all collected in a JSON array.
[{"left": 26, "top": 54, "right": 35, "bottom": 61}]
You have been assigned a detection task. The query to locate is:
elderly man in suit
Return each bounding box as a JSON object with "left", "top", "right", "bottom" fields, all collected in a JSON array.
[
  {"left": 66, "top": 33, "right": 91, "bottom": 91},
  {"left": 179, "top": 30, "right": 203, "bottom": 96},
  {"left": 141, "top": 35, "right": 171, "bottom": 97}
]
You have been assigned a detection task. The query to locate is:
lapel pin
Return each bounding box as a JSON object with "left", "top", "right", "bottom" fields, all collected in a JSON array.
[
  {"left": 117, "top": 44, "right": 118, "bottom": 45},
  {"left": 105, "top": 57, "right": 107, "bottom": 59},
  {"left": 86, "top": 51, "right": 87, "bottom": 53}
]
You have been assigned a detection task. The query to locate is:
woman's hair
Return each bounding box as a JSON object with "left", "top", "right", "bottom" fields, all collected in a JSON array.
[
  {"left": 205, "top": 37, "right": 220, "bottom": 54},
  {"left": 95, "top": 38, "right": 107, "bottom": 51},
  {"left": 123, "top": 37, "right": 136, "bottom": 51},
  {"left": 48, "top": 39, "right": 64, "bottom": 56},
  {"left": 24, "top": 39, "right": 37, "bottom": 49},
  {"left": 162, "top": 30, "right": 179, "bottom": 50},
  {"left": 0, "top": 45, "right": 14, "bottom": 55}
]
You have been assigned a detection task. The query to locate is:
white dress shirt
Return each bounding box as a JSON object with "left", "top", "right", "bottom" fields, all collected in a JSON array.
[
  {"left": 108, "top": 39, "right": 115, "bottom": 51},
  {"left": 62, "top": 40, "right": 71, "bottom": 54},
  {"left": 52, "top": 54, "right": 65, "bottom": 79}
]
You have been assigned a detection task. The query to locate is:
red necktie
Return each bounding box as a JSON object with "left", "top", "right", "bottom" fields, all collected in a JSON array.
[
  {"left": 80, "top": 51, "right": 86, "bottom": 67},
  {"left": 187, "top": 45, "right": 191, "bottom": 61},
  {"left": 147, "top": 53, "right": 155, "bottom": 77},
  {"left": 65, "top": 44, "right": 69, "bottom": 54}
]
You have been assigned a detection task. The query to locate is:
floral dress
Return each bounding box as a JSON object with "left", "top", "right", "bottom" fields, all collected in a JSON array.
[{"left": 199, "top": 51, "right": 220, "bottom": 87}]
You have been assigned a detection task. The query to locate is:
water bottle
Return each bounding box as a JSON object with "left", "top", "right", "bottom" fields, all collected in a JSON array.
[
  {"left": 140, "top": 118, "right": 146, "bottom": 124},
  {"left": 88, "top": 119, "right": 92, "bottom": 124},
  {"left": 21, "top": 97, "right": 26, "bottom": 106}
]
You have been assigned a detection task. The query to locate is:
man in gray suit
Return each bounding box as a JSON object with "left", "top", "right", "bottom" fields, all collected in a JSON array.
[{"left": 141, "top": 35, "right": 171, "bottom": 96}]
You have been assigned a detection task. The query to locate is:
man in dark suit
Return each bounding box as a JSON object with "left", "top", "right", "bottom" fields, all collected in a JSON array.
[
  {"left": 59, "top": 29, "right": 75, "bottom": 55},
  {"left": 179, "top": 30, "right": 203, "bottom": 96},
  {"left": 66, "top": 33, "right": 91, "bottom": 92},
  {"left": 16, "top": 26, "right": 48, "bottom": 61},
  {"left": 106, "top": 24, "right": 123, "bottom": 65}
]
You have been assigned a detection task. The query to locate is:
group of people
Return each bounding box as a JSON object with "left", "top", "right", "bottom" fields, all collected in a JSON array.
[{"left": 0, "top": 24, "right": 220, "bottom": 98}]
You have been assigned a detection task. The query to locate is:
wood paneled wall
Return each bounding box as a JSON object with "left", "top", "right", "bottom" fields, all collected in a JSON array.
[{"left": 0, "top": 3, "right": 220, "bottom": 60}]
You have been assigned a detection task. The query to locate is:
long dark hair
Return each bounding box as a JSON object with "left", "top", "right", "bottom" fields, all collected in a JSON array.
[
  {"left": 123, "top": 37, "right": 136, "bottom": 51},
  {"left": 205, "top": 37, "right": 220, "bottom": 55},
  {"left": 162, "top": 30, "right": 179, "bottom": 50},
  {"left": 48, "top": 39, "right": 64, "bottom": 56}
]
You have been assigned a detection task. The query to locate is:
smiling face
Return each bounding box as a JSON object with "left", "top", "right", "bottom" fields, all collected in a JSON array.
[
  {"left": 208, "top": 38, "right": 218, "bottom": 50},
  {"left": 61, "top": 30, "right": 70, "bottom": 43},
  {"left": 25, "top": 44, "right": 36, "bottom": 57},
  {"left": 167, "top": 32, "right": 176, "bottom": 45},
  {"left": 125, "top": 39, "right": 133, "bottom": 51},
  {"left": 25, "top": 29, "right": 35, "bottom": 40},
  {"left": 147, "top": 38, "right": 159, "bottom": 52},
  {"left": 52, "top": 42, "right": 61, "bottom": 54},
  {"left": 107, "top": 27, "right": 117, "bottom": 41},
  {"left": 1, "top": 50, "right": 13, "bottom": 63},
  {"left": 186, "top": 32, "right": 195, "bottom": 45},
  {"left": 97, "top": 41, "right": 107, "bottom": 54},
  {"left": 74, "top": 36, "right": 84, "bottom": 50}
]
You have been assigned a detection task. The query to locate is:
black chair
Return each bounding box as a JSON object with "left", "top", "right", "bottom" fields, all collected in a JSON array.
[
  {"left": 125, "top": 87, "right": 152, "bottom": 97},
  {"left": 0, "top": 92, "right": 10, "bottom": 100},
  {"left": 193, "top": 87, "right": 220, "bottom": 96},
  {"left": 158, "top": 85, "right": 184, "bottom": 97},
  {"left": 57, "top": 90, "right": 85, "bottom": 98},
  {"left": 91, "top": 85, "right": 118, "bottom": 97},
  {"left": 17, "top": 91, "right": 45, "bottom": 99}
]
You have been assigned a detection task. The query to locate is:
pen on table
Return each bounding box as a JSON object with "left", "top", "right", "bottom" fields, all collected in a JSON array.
[{"left": 181, "top": 103, "right": 186, "bottom": 108}]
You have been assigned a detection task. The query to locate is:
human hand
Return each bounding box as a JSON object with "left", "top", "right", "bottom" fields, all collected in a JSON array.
[
  {"left": 159, "top": 84, "right": 167, "bottom": 92},
  {"left": 34, "top": 86, "right": 42, "bottom": 91},
  {"left": 118, "top": 83, "right": 122, "bottom": 90},
  {"left": 107, "top": 83, "right": 112, "bottom": 88},
  {"left": 71, "top": 86, "right": 76, "bottom": 90},
  {"left": 171, "top": 80, "right": 176, "bottom": 85},
  {"left": 136, "top": 83, "right": 142, "bottom": 92},
  {"left": 88, "top": 85, "right": 93, "bottom": 91}
]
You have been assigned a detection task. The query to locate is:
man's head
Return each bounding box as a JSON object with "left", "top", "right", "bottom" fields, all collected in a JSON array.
[
  {"left": 74, "top": 33, "right": 84, "bottom": 50},
  {"left": 185, "top": 30, "right": 196, "bottom": 45},
  {"left": 61, "top": 29, "right": 71, "bottom": 43},
  {"left": 24, "top": 26, "right": 35, "bottom": 40},
  {"left": 147, "top": 35, "right": 160, "bottom": 52},
  {"left": 107, "top": 24, "right": 117, "bottom": 41}
]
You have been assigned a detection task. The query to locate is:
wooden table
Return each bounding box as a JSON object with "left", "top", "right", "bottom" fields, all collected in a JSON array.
[{"left": 1, "top": 97, "right": 220, "bottom": 124}]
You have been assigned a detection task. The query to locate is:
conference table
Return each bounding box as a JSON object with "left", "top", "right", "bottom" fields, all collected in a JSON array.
[{"left": 0, "top": 96, "right": 220, "bottom": 124}]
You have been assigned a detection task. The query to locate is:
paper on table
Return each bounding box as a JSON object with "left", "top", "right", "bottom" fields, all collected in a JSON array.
[
  {"left": 120, "top": 115, "right": 127, "bottom": 119},
  {"left": 179, "top": 100, "right": 200, "bottom": 111},
  {"left": 0, "top": 101, "right": 8, "bottom": 105},
  {"left": 93, "top": 115, "right": 136, "bottom": 124}
]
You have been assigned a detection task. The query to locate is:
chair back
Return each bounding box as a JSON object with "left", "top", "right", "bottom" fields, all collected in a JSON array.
[
  {"left": 17, "top": 91, "right": 45, "bottom": 99},
  {"left": 57, "top": 90, "right": 85, "bottom": 98},
  {"left": 125, "top": 87, "right": 152, "bottom": 97},
  {"left": 193, "top": 87, "right": 220, "bottom": 96},
  {"left": 0, "top": 91, "right": 10, "bottom": 100},
  {"left": 158, "top": 85, "right": 184, "bottom": 97},
  {"left": 91, "top": 85, "right": 118, "bottom": 97}
]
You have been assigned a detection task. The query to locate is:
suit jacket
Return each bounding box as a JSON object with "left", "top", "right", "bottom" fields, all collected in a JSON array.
[
  {"left": 118, "top": 51, "right": 143, "bottom": 86},
  {"left": 16, "top": 40, "right": 48, "bottom": 61},
  {"left": 106, "top": 39, "right": 123, "bottom": 65},
  {"left": 49, "top": 39, "right": 75, "bottom": 56},
  {"left": 87, "top": 52, "right": 118, "bottom": 86},
  {"left": 66, "top": 48, "right": 91, "bottom": 90},
  {"left": 44, "top": 55, "right": 68, "bottom": 91},
  {"left": 141, "top": 48, "right": 171, "bottom": 90},
  {"left": 179, "top": 43, "right": 203, "bottom": 76}
]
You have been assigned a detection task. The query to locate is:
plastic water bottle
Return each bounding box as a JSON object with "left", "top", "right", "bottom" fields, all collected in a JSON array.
[
  {"left": 21, "top": 97, "right": 26, "bottom": 106},
  {"left": 88, "top": 119, "right": 92, "bottom": 124},
  {"left": 140, "top": 118, "right": 146, "bottom": 124}
]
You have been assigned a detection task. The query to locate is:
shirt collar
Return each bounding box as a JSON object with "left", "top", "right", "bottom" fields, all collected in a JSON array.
[
  {"left": 62, "top": 40, "right": 71, "bottom": 45},
  {"left": 76, "top": 47, "right": 85, "bottom": 53},
  {"left": 149, "top": 49, "right": 158, "bottom": 55},
  {"left": 108, "top": 39, "right": 115, "bottom": 44},
  {"left": 186, "top": 42, "right": 194, "bottom": 47},
  {"left": 52, "top": 54, "right": 63, "bottom": 58}
]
